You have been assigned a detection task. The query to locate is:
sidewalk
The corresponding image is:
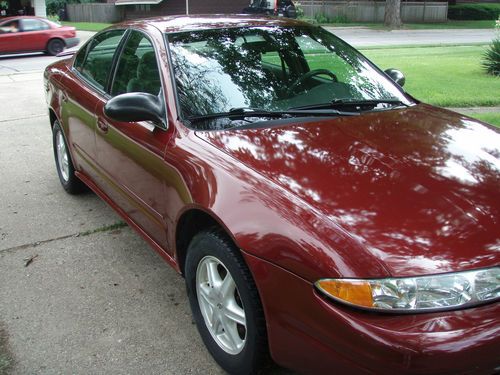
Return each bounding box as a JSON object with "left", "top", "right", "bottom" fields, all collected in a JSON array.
[{"left": 446, "top": 106, "right": 500, "bottom": 115}]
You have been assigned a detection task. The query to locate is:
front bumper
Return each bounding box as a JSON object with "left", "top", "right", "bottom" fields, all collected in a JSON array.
[
  {"left": 63, "top": 37, "right": 80, "bottom": 49},
  {"left": 244, "top": 252, "right": 500, "bottom": 374}
]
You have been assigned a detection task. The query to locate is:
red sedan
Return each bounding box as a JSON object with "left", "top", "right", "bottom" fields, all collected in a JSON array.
[
  {"left": 44, "top": 16, "right": 500, "bottom": 375},
  {"left": 0, "top": 16, "right": 78, "bottom": 55}
]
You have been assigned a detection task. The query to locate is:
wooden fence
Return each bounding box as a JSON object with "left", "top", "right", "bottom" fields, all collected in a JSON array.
[
  {"left": 300, "top": 1, "right": 448, "bottom": 22},
  {"left": 66, "top": 3, "right": 124, "bottom": 23}
]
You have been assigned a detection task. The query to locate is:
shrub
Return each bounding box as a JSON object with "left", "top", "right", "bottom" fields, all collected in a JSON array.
[
  {"left": 330, "top": 14, "right": 350, "bottom": 23},
  {"left": 294, "top": 1, "right": 305, "bottom": 19},
  {"left": 314, "top": 12, "right": 329, "bottom": 24},
  {"left": 46, "top": 0, "right": 65, "bottom": 16},
  {"left": 448, "top": 3, "right": 500, "bottom": 21},
  {"left": 482, "top": 18, "right": 500, "bottom": 76}
]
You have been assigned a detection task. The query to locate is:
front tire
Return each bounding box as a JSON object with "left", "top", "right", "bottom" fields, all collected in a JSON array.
[
  {"left": 185, "top": 229, "right": 268, "bottom": 375},
  {"left": 46, "top": 38, "right": 65, "bottom": 56},
  {"left": 52, "top": 121, "right": 86, "bottom": 194}
]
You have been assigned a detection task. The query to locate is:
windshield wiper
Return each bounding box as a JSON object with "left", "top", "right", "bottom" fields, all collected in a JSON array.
[
  {"left": 291, "top": 98, "right": 409, "bottom": 111},
  {"left": 188, "top": 107, "right": 287, "bottom": 123},
  {"left": 187, "top": 106, "right": 359, "bottom": 123}
]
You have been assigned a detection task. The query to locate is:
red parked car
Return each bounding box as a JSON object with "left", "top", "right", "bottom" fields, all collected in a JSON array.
[
  {"left": 0, "top": 16, "right": 78, "bottom": 55},
  {"left": 44, "top": 15, "right": 500, "bottom": 375}
]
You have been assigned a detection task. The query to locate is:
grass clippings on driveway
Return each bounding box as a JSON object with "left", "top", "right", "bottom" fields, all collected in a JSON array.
[
  {"left": 362, "top": 45, "right": 500, "bottom": 107},
  {"left": 0, "top": 325, "right": 13, "bottom": 375}
]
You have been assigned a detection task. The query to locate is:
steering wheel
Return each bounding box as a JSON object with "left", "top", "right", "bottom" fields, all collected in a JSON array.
[{"left": 287, "top": 69, "right": 338, "bottom": 96}]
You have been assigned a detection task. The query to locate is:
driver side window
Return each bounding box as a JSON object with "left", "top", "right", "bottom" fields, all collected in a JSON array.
[
  {"left": 111, "top": 30, "right": 162, "bottom": 97},
  {"left": 0, "top": 20, "right": 19, "bottom": 34}
]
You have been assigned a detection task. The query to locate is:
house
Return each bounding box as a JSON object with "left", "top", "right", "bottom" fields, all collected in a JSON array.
[
  {"left": 0, "top": 0, "right": 45, "bottom": 17},
  {"left": 113, "top": 0, "right": 249, "bottom": 20}
]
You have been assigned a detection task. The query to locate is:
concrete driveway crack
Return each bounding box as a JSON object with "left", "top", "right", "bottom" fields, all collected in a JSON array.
[
  {"left": 0, "top": 221, "right": 127, "bottom": 254},
  {"left": 0, "top": 114, "right": 47, "bottom": 123}
]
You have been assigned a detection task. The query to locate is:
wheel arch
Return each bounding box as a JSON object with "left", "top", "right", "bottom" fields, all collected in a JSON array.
[
  {"left": 49, "top": 108, "right": 58, "bottom": 129},
  {"left": 175, "top": 207, "right": 241, "bottom": 277}
]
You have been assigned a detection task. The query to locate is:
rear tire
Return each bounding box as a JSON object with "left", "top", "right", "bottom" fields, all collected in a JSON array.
[
  {"left": 185, "top": 229, "right": 269, "bottom": 375},
  {"left": 46, "top": 39, "right": 64, "bottom": 56},
  {"left": 52, "top": 121, "right": 86, "bottom": 194}
]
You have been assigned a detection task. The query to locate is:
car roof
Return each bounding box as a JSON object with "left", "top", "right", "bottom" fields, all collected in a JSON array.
[
  {"left": 114, "top": 14, "right": 308, "bottom": 34},
  {"left": 0, "top": 16, "right": 53, "bottom": 25},
  {"left": 1, "top": 16, "right": 46, "bottom": 21}
]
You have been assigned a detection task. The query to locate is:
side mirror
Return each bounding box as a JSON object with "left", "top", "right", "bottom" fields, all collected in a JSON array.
[
  {"left": 384, "top": 68, "right": 405, "bottom": 87},
  {"left": 104, "top": 92, "right": 166, "bottom": 128}
]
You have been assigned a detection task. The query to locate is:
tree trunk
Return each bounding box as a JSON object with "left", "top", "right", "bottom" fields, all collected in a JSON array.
[{"left": 384, "top": 0, "right": 402, "bottom": 29}]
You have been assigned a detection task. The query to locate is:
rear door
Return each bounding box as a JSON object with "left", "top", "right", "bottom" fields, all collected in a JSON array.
[
  {"left": 61, "top": 29, "right": 126, "bottom": 182},
  {"left": 93, "top": 29, "right": 171, "bottom": 248},
  {"left": 18, "top": 18, "right": 51, "bottom": 51}
]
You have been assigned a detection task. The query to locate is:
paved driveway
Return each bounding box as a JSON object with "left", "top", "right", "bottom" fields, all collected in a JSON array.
[{"left": 0, "top": 68, "right": 291, "bottom": 374}]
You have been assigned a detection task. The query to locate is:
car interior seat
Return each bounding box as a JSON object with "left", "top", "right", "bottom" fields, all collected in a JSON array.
[
  {"left": 112, "top": 54, "right": 139, "bottom": 95},
  {"left": 127, "top": 51, "right": 161, "bottom": 96}
]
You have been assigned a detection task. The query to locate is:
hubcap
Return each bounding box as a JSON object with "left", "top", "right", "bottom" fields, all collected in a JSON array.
[
  {"left": 53, "top": 41, "right": 63, "bottom": 54},
  {"left": 56, "top": 131, "right": 69, "bottom": 182},
  {"left": 196, "top": 256, "right": 247, "bottom": 355}
]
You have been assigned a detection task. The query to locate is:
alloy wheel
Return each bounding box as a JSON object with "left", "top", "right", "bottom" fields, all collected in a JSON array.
[{"left": 196, "top": 255, "right": 247, "bottom": 355}]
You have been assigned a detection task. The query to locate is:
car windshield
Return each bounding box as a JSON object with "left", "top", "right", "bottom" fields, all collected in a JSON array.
[{"left": 167, "top": 25, "right": 413, "bottom": 124}]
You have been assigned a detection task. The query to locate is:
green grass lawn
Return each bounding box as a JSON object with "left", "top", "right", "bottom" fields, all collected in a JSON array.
[
  {"left": 61, "top": 22, "right": 111, "bottom": 32},
  {"left": 319, "top": 20, "right": 496, "bottom": 29},
  {"left": 361, "top": 45, "right": 500, "bottom": 107},
  {"left": 469, "top": 112, "right": 500, "bottom": 127}
]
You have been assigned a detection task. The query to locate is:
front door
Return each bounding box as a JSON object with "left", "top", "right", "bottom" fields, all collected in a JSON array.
[
  {"left": 94, "top": 30, "right": 170, "bottom": 248},
  {"left": 0, "top": 19, "right": 21, "bottom": 53}
]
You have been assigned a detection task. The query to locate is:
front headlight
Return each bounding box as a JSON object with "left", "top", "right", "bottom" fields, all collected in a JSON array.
[{"left": 315, "top": 267, "right": 500, "bottom": 313}]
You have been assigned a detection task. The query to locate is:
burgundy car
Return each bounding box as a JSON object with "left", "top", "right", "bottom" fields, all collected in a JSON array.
[
  {"left": 0, "top": 16, "right": 78, "bottom": 55},
  {"left": 44, "top": 15, "right": 500, "bottom": 375}
]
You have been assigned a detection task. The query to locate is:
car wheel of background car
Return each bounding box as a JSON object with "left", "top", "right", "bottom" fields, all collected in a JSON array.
[
  {"left": 46, "top": 38, "right": 64, "bottom": 56},
  {"left": 52, "top": 121, "right": 86, "bottom": 194},
  {"left": 185, "top": 229, "right": 268, "bottom": 375}
]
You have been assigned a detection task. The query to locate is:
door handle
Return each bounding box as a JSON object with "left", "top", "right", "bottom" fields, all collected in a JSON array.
[{"left": 97, "top": 119, "right": 109, "bottom": 133}]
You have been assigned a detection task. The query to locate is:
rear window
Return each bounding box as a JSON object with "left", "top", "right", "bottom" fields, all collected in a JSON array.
[
  {"left": 21, "top": 19, "right": 50, "bottom": 32},
  {"left": 74, "top": 30, "right": 125, "bottom": 91}
]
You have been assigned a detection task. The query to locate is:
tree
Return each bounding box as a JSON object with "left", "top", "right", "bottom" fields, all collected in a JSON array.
[{"left": 384, "top": 0, "right": 402, "bottom": 29}]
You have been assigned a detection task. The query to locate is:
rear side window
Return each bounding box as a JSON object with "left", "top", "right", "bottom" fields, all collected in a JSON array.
[
  {"left": 74, "top": 30, "right": 125, "bottom": 91},
  {"left": 21, "top": 19, "right": 50, "bottom": 32},
  {"left": 111, "top": 30, "right": 161, "bottom": 96}
]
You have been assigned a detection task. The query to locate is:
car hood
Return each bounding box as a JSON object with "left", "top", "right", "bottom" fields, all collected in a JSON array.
[{"left": 195, "top": 104, "right": 500, "bottom": 277}]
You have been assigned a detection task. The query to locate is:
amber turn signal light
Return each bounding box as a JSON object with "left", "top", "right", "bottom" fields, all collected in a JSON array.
[{"left": 315, "top": 279, "right": 374, "bottom": 308}]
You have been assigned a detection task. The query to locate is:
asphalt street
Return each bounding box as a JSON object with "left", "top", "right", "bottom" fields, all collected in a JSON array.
[
  {"left": 0, "top": 28, "right": 495, "bottom": 75},
  {"left": 0, "top": 31, "right": 94, "bottom": 75},
  {"left": 329, "top": 27, "right": 495, "bottom": 47}
]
